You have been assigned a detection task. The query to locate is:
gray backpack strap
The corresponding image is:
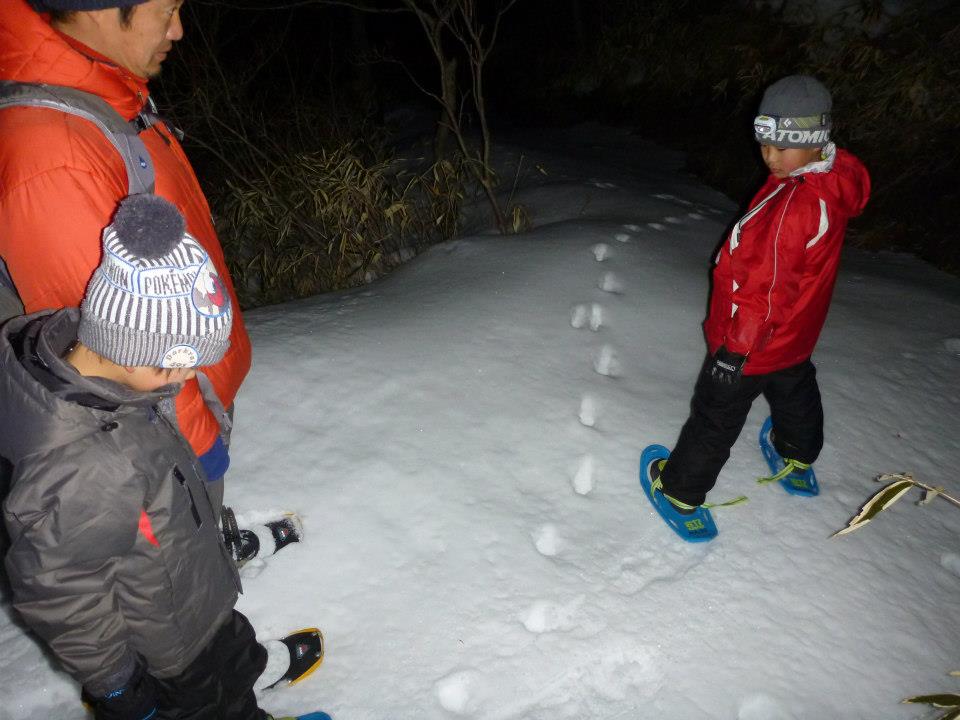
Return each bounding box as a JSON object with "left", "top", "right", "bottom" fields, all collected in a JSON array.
[
  {"left": 0, "top": 291, "right": 23, "bottom": 326},
  {"left": 195, "top": 370, "right": 235, "bottom": 447},
  {"left": 0, "top": 81, "right": 160, "bottom": 322},
  {"left": 0, "top": 81, "right": 156, "bottom": 194},
  {"left": 0, "top": 258, "right": 24, "bottom": 324}
]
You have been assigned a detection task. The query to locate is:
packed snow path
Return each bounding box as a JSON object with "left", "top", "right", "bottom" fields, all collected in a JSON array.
[{"left": 1, "top": 127, "right": 958, "bottom": 720}]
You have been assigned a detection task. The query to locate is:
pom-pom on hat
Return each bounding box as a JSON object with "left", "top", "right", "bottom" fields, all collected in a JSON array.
[
  {"left": 78, "top": 194, "right": 233, "bottom": 369},
  {"left": 753, "top": 75, "right": 833, "bottom": 149},
  {"left": 30, "top": 0, "right": 148, "bottom": 11}
]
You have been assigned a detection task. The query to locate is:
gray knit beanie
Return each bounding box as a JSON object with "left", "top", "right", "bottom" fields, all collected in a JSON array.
[
  {"left": 30, "top": 0, "right": 148, "bottom": 10},
  {"left": 753, "top": 75, "right": 832, "bottom": 148},
  {"left": 78, "top": 194, "right": 233, "bottom": 369}
]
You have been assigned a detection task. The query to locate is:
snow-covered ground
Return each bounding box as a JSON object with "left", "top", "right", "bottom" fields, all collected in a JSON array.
[{"left": 2, "top": 126, "right": 958, "bottom": 720}]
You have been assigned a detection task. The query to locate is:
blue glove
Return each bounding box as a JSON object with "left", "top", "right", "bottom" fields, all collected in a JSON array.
[
  {"left": 87, "top": 664, "right": 158, "bottom": 720},
  {"left": 708, "top": 346, "right": 746, "bottom": 388}
]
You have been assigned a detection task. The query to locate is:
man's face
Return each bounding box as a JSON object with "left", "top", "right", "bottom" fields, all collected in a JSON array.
[{"left": 99, "top": 0, "right": 185, "bottom": 79}]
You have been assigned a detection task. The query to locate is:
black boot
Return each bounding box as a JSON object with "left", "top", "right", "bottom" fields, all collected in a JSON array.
[{"left": 221, "top": 506, "right": 302, "bottom": 567}]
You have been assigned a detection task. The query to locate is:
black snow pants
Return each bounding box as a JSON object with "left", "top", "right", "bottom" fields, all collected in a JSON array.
[
  {"left": 660, "top": 355, "right": 824, "bottom": 507},
  {"left": 156, "top": 610, "right": 269, "bottom": 720}
]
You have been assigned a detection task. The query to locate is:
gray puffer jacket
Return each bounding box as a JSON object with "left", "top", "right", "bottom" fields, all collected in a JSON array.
[{"left": 0, "top": 310, "right": 240, "bottom": 696}]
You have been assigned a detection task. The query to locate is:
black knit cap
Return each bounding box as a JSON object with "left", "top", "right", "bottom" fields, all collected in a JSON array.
[{"left": 31, "top": 0, "right": 149, "bottom": 11}]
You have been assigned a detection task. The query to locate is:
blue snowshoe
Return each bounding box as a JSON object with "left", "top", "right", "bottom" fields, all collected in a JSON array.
[
  {"left": 271, "top": 714, "right": 332, "bottom": 720},
  {"left": 640, "top": 445, "right": 718, "bottom": 543},
  {"left": 758, "top": 417, "right": 819, "bottom": 497}
]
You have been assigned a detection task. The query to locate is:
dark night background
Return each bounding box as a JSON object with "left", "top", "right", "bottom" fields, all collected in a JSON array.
[{"left": 152, "top": 0, "right": 960, "bottom": 308}]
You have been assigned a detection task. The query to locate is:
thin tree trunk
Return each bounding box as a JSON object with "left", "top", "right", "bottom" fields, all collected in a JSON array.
[
  {"left": 348, "top": 8, "right": 376, "bottom": 102},
  {"left": 434, "top": 55, "right": 458, "bottom": 160},
  {"left": 568, "top": 0, "right": 585, "bottom": 52}
]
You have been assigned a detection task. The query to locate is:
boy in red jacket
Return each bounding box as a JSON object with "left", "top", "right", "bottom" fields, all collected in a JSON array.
[{"left": 644, "top": 75, "right": 871, "bottom": 541}]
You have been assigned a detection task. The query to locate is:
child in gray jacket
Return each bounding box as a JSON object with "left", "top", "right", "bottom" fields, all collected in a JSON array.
[{"left": 0, "top": 195, "right": 323, "bottom": 720}]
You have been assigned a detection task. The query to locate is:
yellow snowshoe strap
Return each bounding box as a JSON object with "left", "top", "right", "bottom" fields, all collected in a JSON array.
[
  {"left": 758, "top": 458, "right": 811, "bottom": 485},
  {"left": 651, "top": 472, "right": 747, "bottom": 511},
  {"left": 703, "top": 495, "right": 749, "bottom": 509}
]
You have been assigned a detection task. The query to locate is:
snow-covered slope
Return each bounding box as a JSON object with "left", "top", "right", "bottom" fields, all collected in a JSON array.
[{"left": 2, "top": 127, "right": 958, "bottom": 720}]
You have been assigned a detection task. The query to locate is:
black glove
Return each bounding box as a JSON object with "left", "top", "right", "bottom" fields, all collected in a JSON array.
[
  {"left": 87, "top": 663, "right": 158, "bottom": 720},
  {"left": 708, "top": 346, "right": 746, "bottom": 388}
]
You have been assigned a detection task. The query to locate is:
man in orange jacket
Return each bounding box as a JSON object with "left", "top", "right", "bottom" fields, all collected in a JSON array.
[{"left": 0, "top": 0, "right": 251, "bottom": 512}]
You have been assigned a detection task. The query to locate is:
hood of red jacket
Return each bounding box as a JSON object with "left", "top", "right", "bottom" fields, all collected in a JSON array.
[
  {"left": 796, "top": 147, "right": 871, "bottom": 219},
  {"left": 0, "top": 0, "right": 149, "bottom": 120}
]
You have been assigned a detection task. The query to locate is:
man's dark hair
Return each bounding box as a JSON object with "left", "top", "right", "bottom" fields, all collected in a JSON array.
[
  {"left": 49, "top": 6, "right": 136, "bottom": 27},
  {"left": 47, "top": 9, "right": 74, "bottom": 22}
]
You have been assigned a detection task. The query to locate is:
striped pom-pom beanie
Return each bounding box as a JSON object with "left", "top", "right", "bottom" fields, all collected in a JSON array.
[{"left": 78, "top": 194, "right": 232, "bottom": 369}]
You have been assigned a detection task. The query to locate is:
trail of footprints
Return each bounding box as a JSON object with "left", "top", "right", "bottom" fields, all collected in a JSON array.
[
  {"left": 521, "top": 191, "right": 723, "bottom": 639},
  {"left": 562, "top": 191, "right": 722, "bottom": 508},
  {"left": 433, "top": 191, "right": 726, "bottom": 715}
]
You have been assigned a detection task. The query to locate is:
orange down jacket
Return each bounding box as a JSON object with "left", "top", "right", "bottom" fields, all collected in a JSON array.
[{"left": 0, "top": 0, "right": 251, "bottom": 457}]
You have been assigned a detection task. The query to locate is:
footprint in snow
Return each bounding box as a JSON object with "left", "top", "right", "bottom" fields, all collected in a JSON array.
[
  {"left": 663, "top": 216, "right": 683, "bottom": 224},
  {"left": 533, "top": 524, "right": 562, "bottom": 557},
  {"left": 737, "top": 693, "right": 797, "bottom": 720},
  {"left": 435, "top": 669, "right": 481, "bottom": 715},
  {"left": 566, "top": 634, "right": 663, "bottom": 700},
  {"left": 590, "top": 304, "right": 603, "bottom": 330},
  {"left": 614, "top": 232, "right": 631, "bottom": 243},
  {"left": 941, "top": 553, "right": 960, "bottom": 577},
  {"left": 622, "top": 223, "right": 642, "bottom": 232},
  {"left": 594, "top": 344, "right": 621, "bottom": 377},
  {"left": 571, "top": 304, "right": 603, "bottom": 331},
  {"left": 653, "top": 195, "right": 692, "bottom": 206},
  {"left": 598, "top": 272, "right": 623, "bottom": 294},
  {"left": 647, "top": 222, "right": 665, "bottom": 231},
  {"left": 579, "top": 394, "right": 598, "bottom": 428},
  {"left": 573, "top": 454, "right": 595, "bottom": 495},
  {"left": 592, "top": 243, "right": 611, "bottom": 261},
  {"left": 571, "top": 305, "right": 588, "bottom": 329},
  {"left": 238, "top": 559, "right": 266, "bottom": 580},
  {"left": 522, "top": 596, "right": 585, "bottom": 633}
]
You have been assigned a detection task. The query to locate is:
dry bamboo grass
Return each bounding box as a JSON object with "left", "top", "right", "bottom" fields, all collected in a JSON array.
[
  {"left": 215, "top": 148, "right": 466, "bottom": 308},
  {"left": 153, "top": 4, "right": 468, "bottom": 309}
]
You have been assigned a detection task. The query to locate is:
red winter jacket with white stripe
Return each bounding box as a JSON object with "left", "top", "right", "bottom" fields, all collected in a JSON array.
[{"left": 704, "top": 145, "right": 871, "bottom": 375}]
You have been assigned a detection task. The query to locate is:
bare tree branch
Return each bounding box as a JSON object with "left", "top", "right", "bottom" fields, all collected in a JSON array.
[{"left": 191, "top": 0, "right": 523, "bottom": 234}]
